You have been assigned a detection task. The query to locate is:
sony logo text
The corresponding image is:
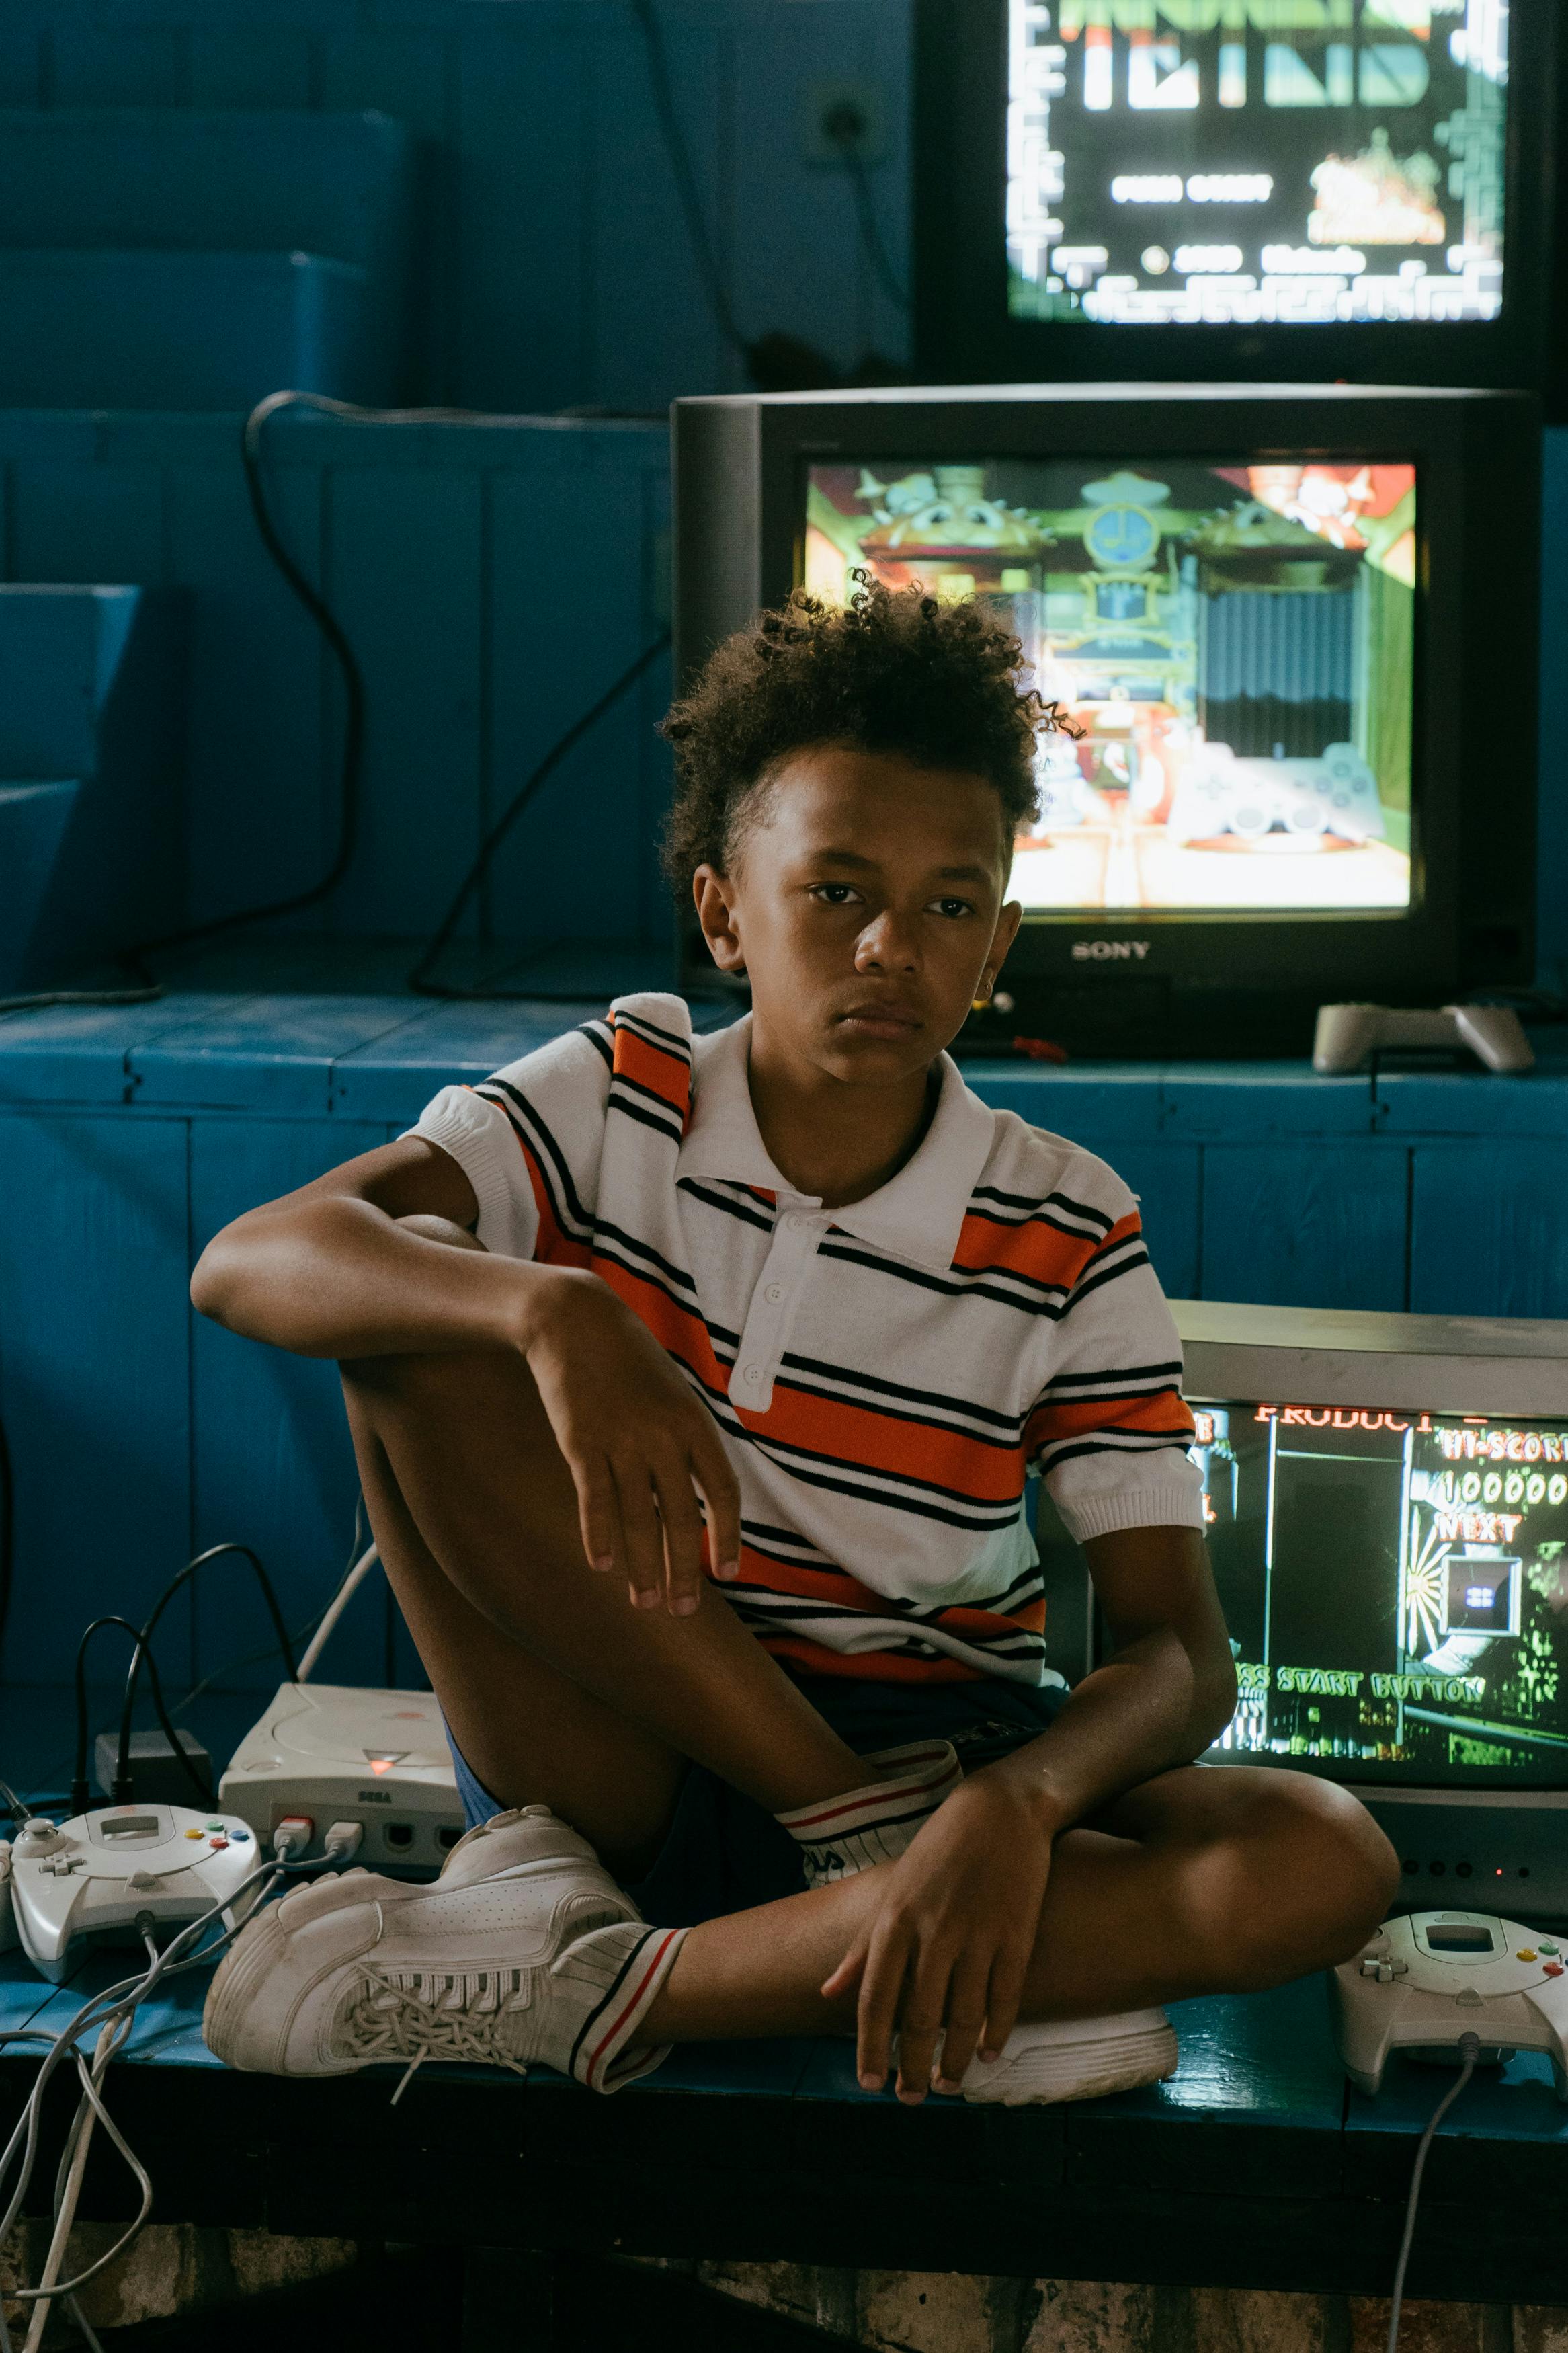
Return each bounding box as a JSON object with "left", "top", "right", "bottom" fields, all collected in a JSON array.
[{"left": 1072, "top": 940, "right": 1151, "bottom": 962}]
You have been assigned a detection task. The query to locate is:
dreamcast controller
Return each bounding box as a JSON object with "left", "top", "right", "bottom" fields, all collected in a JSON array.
[
  {"left": 1331, "top": 1911, "right": 1568, "bottom": 2100},
  {"left": 10, "top": 1804, "right": 263, "bottom": 1982},
  {"left": 1313, "top": 1002, "right": 1534, "bottom": 1074}
]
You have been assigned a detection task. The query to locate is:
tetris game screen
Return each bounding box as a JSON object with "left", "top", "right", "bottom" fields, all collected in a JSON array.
[
  {"left": 803, "top": 456, "right": 1416, "bottom": 914},
  {"left": 1005, "top": 0, "right": 1506, "bottom": 328},
  {"left": 1192, "top": 1404, "right": 1568, "bottom": 1786}
]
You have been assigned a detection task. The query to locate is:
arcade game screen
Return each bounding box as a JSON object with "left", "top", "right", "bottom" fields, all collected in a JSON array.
[
  {"left": 1192, "top": 1404, "right": 1568, "bottom": 1786},
  {"left": 803, "top": 456, "right": 1417, "bottom": 913},
  {"left": 1005, "top": 0, "right": 1507, "bottom": 327}
]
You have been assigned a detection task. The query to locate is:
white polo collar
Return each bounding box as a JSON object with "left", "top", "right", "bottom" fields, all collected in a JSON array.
[{"left": 676, "top": 1015, "right": 995, "bottom": 1273}]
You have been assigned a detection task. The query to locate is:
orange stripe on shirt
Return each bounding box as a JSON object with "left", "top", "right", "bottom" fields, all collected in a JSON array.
[
  {"left": 609, "top": 1019, "right": 692, "bottom": 1120},
  {"left": 749, "top": 1380, "right": 1025, "bottom": 1505},
  {"left": 1025, "top": 1386, "right": 1194, "bottom": 1456},
  {"left": 950, "top": 1207, "right": 1132, "bottom": 1291}
]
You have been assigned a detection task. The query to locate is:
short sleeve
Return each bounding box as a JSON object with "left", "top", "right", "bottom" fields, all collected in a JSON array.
[
  {"left": 1025, "top": 1160, "right": 1204, "bottom": 1545},
  {"left": 403, "top": 1020, "right": 615, "bottom": 1261}
]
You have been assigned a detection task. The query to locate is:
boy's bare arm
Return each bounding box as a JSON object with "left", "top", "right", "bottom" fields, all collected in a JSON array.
[
  {"left": 190, "top": 1136, "right": 540, "bottom": 1361},
  {"left": 190, "top": 1138, "right": 741, "bottom": 1605},
  {"left": 988, "top": 1524, "right": 1238, "bottom": 1834}
]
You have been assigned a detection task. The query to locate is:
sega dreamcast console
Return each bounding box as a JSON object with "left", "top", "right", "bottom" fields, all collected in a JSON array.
[
  {"left": 11, "top": 1806, "right": 261, "bottom": 1982},
  {"left": 218, "top": 1683, "right": 464, "bottom": 1876},
  {"left": 1331, "top": 1912, "right": 1568, "bottom": 2100}
]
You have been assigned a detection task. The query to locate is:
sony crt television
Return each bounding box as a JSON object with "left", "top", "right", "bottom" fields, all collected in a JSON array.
[
  {"left": 671, "top": 381, "right": 1539, "bottom": 1056},
  {"left": 1038, "top": 1303, "right": 1568, "bottom": 1916},
  {"left": 913, "top": 0, "right": 1565, "bottom": 407}
]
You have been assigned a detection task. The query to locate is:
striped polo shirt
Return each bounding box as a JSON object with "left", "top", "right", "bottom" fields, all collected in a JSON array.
[{"left": 411, "top": 994, "right": 1202, "bottom": 1687}]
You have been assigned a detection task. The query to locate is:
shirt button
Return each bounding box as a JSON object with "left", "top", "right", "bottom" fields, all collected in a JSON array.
[
  {"left": 741, "top": 1364, "right": 762, "bottom": 1385},
  {"left": 764, "top": 1283, "right": 784, "bottom": 1304},
  {"left": 782, "top": 1214, "right": 801, "bottom": 1232}
]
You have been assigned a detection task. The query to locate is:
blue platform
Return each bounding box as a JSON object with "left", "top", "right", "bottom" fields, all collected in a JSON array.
[{"left": 0, "top": 950, "right": 1564, "bottom": 1693}]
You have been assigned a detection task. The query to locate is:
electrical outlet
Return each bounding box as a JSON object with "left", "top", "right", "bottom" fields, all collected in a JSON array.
[{"left": 800, "top": 79, "right": 889, "bottom": 168}]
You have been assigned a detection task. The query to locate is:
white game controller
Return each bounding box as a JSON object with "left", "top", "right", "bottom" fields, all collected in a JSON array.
[
  {"left": 10, "top": 1805, "right": 264, "bottom": 1983},
  {"left": 1313, "top": 1002, "right": 1534, "bottom": 1075},
  {"left": 1330, "top": 1911, "right": 1568, "bottom": 2100}
]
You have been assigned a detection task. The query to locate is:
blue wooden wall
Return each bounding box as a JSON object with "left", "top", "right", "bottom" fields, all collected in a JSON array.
[
  {"left": 0, "top": 410, "right": 673, "bottom": 945},
  {"left": 0, "top": 0, "right": 913, "bottom": 412}
]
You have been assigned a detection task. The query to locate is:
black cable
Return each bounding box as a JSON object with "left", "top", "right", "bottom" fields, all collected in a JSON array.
[
  {"left": 819, "top": 104, "right": 910, "bottom": 313},
  {"left": 626, "top": 0, "right": 752, "bottom": 362},
  {"left": 1385, "top": 2032, "right": 1480, "bottom": 2351},
  {"left": 74, "top": 1616, "right": 211, "bottom": 1815},
  {"left": 0, "top": 1777, "right": 27, "bottom": 1829},
  {"left": 408, "top": 629, "right": 673, "bottom": 999},
  {"left": 171, "top": 1494, "right": 370, "bottom": 1714},
  {"left": 119, "top": 1544, "right": 298, "bottom": 1803}
]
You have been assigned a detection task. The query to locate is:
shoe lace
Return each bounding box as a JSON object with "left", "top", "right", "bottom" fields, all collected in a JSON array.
[{"left": 337, "top": 1964, "right": 535, "bottom": 2104}]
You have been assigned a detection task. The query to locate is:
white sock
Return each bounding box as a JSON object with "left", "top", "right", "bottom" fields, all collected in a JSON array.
[
  {"left": 556, "top": 1919, "right": 689, "bottom": 2093},
  {"left": 776, "top": 1741, "right": 962, "bottom": 1888}
]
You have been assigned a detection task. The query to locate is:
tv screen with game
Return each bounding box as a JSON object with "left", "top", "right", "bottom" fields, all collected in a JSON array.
[
  {"left": 672, "top": 383, "right": 1538, "bottom": 1053},
  {"left": 1193, "top": 1399, "right": 1568, "bottom": 1786},
  {"left": 915, "top": 0, "right": 1563, "bottom": 399},
  {"left": 803, "top": 453, "right": 1416, "bottom": 917},
  {"left": 1005, "top": 0, "right": 1506, "bottom": 332}
]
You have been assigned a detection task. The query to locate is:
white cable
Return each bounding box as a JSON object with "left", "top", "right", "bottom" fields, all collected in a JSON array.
[
  {"left": 0, "top": 1856, "right": 300, "bottom": 2331},
  {"left": 296, "top": 1543, "right": 380, "bottom": 1682},
  {"left": 1385, "top": 2033, "right": 1480, "bottom": 2352}
]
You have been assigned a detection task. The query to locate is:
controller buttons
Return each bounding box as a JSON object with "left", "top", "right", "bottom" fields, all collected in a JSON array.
[
  {"left": 41, "top": 1856, "right": 81, "bottom": 1876},
  {"left": 1540, "top": 1943, "right": 1559, "bottom": 1956},
  {"left": 230, "top": 1827, "right": 250, "bottom": 1842},
  {"left": 1544, "top": 1964, "right": 1564, "bottom": 1978},
  {"left": 183, "top": 1829, "right": 204, "bottom": 1840},
  {"left": 1517, "top": 1949, "right": 1537, "bottom": 1962},
  {"left": 1390, "top": 1960, "right": 1408, "bottom": 1976},
  {"left": 208, "top": 1838, "right": 229, "bottom": 1851}
]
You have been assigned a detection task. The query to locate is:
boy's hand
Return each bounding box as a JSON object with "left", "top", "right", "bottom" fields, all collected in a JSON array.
[
  {"left": 518, "top": 1267, "right": 742, "bottom": 1616},
  {"left": 820, "top": 1770, "right": 1051, "bottom": 2100}
]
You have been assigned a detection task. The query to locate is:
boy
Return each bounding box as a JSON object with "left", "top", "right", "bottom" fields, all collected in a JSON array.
[{"left": 195, "top": 580, "right": 1397, "bottom": 2104}]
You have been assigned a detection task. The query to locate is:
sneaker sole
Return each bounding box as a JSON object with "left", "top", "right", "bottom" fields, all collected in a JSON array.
[{"left": 959, "top": 2017, "right": 1179, "bottom": 2106}]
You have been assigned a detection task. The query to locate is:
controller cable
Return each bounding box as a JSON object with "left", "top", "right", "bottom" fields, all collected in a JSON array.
[
  {"left": 114, "top": 1544, "right": 297, "bottom": 1806},
  {"left": 73, "top": 1617, "right": 211, "bottom": 1817},
  {"left": 0, "top": 1833, "right": 356, "bottom": 2353},
  {"left": 1385, "top": 2030, "right": 1481, "bottom": 2353}
]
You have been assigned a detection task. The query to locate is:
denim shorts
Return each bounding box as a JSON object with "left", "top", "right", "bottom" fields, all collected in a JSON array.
[{"left": 446, "top": 1670, "right": 1069, "bottom": 1929}]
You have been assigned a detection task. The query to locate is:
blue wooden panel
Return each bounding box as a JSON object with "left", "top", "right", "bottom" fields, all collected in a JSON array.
[
  {"left": 0, "top": 1111, "right": 191, "bottom": 1685},
  {"left": 454, "top": 20, "right": 589, "bottom": 410},
  {"left": 322, "top": 26, "right": 454, "bottom": 399},
  {"left": 331, "top": 997, "right": 621, "bottom": 1123},
  {"left": 1163, "top": 1066, "right": 1376, "bottom": 1140},
  {"left": 487, "top": 448, "right": 667, "bottom": 945},
  {"left": 587, "top": 19, "right": 736, "bottom": 409},
  {"left": 0, "top": 996, "right": 231, "bottom": 1109},
  {"left": 50, "top": 27, "right": 188, "bottom": 108},
  {"left": 967, "top": 1062, "right": 1167, "bottom": 1142},
  {"left": 7, "top": 459, "right": 167, "bottom": 590},
  {"left": 325, "top": 465, "right": 485, "bottom": 936},
  {"left": 1343, "top": 2046, "right": 1568, "bottom": 2170},
  {"left": 0, "top": 28, "right": 40, "bottom": 107},
  {"left": 189, "top": 1116, "right": 395, "bottom": 1690},
  {"left": 1200, "top": 1141, "right": 1411, "bottom": 1312},
  {"left": 190, "top": 26, "right": 315, "bottom": 108},
  {"left": 1376, "top": 1062, "right": 1568, "bottom": 1138},
  {"left": 166, "top": 446, "right": 329, "bottom": 931},
  {"left": 1409, "top": 1143, "right": 1568, "bottom": 1320},
  {"left": 128, "top": 993, "right": 428, "bottom": 1114},
  {"left": 1108, "top": 1143, "right": 1202, "bottom": 1301}
]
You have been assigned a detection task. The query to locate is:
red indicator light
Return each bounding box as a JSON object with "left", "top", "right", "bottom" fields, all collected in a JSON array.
[{"left": 370, "top": 1759, "right": 393, "bottom": 1775}]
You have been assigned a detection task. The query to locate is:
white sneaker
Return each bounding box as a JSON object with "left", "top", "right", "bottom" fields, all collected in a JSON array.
[
  {"left": 948, "top": 2009, "right": 1178, "bottom": 2105},
  {"left": 202, "top": 1805, "right": 686, "bottom": 2094}
]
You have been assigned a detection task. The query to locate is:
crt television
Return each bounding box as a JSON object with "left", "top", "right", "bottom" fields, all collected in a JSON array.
[
  {"left": 671, "top": 381, "right": 1539, "bottom": 1056},
  {"left": 914, "top": 0, "right": 1565, "bottom": 406},
  {"left": 1040, "top": 1302, "right": 1568, "bottom": 1918}
]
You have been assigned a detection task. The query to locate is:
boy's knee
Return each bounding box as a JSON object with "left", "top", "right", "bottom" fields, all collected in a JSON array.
[{"left": 1201, "top": 1774, "right": 1399, "bottom": 1985}]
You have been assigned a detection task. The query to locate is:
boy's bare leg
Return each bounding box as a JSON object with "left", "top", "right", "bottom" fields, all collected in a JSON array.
[
  {"left": 340, "top": 1335, "right": 875, "bottom": 1872},
  {"left": 641, "top": 1762, "right": 1395, "bottom": 2097}
]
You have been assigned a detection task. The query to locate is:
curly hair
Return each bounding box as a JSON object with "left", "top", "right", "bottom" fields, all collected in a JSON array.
[{"left": 659, "top": 573, "right": 1071, "bottom": 885}]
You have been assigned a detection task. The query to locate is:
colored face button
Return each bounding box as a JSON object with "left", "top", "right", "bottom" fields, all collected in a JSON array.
[
  {"left": 1540, "top": 1942, "right": 1559, "bottom": 1956},
  {"left": 184, "top": 1828, "right": 204, "bottom": 1840},
  {"left": 1517, "top": 1949, "right": 1537, "bottom": 1962},
  {"left": 1545, "top": 1963, "right": 1564, "bottom": 1978},
  {"left": 208, "top": 1837, "right": 229, "bottom": 1851}
]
